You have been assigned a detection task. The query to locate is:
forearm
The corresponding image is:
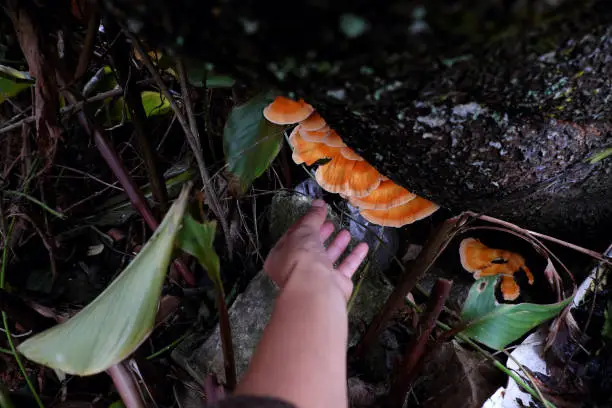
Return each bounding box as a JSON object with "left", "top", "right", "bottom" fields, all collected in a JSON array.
[{"left": 236, "top": 267, "right": 349, "bottom": 408}]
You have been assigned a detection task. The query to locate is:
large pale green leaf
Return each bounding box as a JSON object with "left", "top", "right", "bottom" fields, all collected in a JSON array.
[
  {"left": 176, "top": 215, "right": 220, "bottom": 282},
  {"left": 460, "top": 275, "right": 571, "bottom": 350},
  {"left": 18, "top": 186, "right": 191, "bottom": 375},
  {"left": 0, "top": 65, "right": 34, "bottom": 104},
  {"left": 223, "top": 93, "right": 285, "bottom": 192}
]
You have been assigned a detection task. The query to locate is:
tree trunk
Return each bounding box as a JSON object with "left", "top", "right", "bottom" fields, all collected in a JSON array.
[{"left": 106, "top": 0, "right": 612, "bottom": 246}]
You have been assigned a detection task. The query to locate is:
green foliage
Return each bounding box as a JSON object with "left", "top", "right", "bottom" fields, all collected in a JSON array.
[
  {"left": 103, "top": 91, "right": 171, "bottom": 125},
  {"left": 460, "top": 275, "right": 571, "bottom": 350},
  {"left": 588, "top": 147, "right": 612, "bottom": 164},
  {"left": 177, "top": 215, "right": 220, "bottom": 282},
  {"left": 601, "top": 300, "right": 612, "bottom": 342},
  {"left": 108, "top": 401, "right": 126, "bottom": 408},
  {"left": 83, "top": 66, "right": 117, "bottom": 96},
  {"left": 0, "top": 65, "right": 34, "bottom": 104},
  {"left": 18, "top": 187, "right": 191, "bottom": 375},
  {"left": 183, "top": 58, "right": 235, "bottom": 88},
  {"left": 223, "top": 93, "right": 285, "bottom": 192}
]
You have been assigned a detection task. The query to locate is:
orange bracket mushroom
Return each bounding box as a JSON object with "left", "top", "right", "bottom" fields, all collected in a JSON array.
[
  {"left": 263, "top": 96, "right": 314, "bottom": 125},
  {"left": 459, "top": 238, "right": 534, "bottom": 301},
  {"left": 263, "top": 96, "right": 440, "bottom": 228}
]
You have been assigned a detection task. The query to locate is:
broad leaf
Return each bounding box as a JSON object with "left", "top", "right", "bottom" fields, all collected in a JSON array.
[
  {"left": 176, "top": 215, "right": 220, "bottom": 282},
  {"left": 18, "top": 186, "right": 191, "bottom": 375},
  {"left": 460, "top": 275, "right": 571, "bottom": 350},
  {"left": 176, "top": 215, "right": 237, "bottom": 387},
  {"left": 103, "top": 91, "right": 171, "bottom": 125},
  {"left": 83, "top": 66, "right": 117, "bottom": 96},
  {"left": 0, "top": 65, "right": 34, "bottom": 104},
  {"left": 140, "top": 90, "right": 171, "bottom": 117},
  {"left": 223, "top": 93, "right": 284, "bottom": 192}
]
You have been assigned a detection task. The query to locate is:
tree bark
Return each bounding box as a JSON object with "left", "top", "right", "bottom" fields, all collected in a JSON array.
[{"left": 106, "top": 0, "right": 612, "bottom": 245}]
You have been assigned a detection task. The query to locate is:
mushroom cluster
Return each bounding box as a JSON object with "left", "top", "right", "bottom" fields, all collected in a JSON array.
[
  {"left": 263, "top": 96, "right": 439, "bottom": 227},
  {"left": 459, "top": 238, "right": 535, "bottom": 301}
]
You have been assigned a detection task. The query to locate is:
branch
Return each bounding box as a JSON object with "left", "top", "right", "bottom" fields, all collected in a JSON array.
[
  {"left": 123, "top": 28, "right": 233, "bottom": 256},
  {"left": 74, "top": 7, "right": 100, "bottom": 81},
  {"left": 354, "top": 214, "right": 468, "bottom": 357},
  {"left": 388, "top": 279, "right": 452, "bottom": 406},
  {"left": 107, "top": 26, "right": 169, "bottom": 210},
  {"left": 0, "top": 87, "right": 125, "bottom": 136}
]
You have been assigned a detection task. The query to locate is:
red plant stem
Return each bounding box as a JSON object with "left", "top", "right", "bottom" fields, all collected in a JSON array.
[
  {"left": 76, "top": 112, "right": 195, "bottom": 286},
  {"left": 215, "top": 282, "right": 237, "bottom": 390},
  {"left": 107, "top": 363, "right": 146, "bottom": 408},
  {"left": 353, "top": 216, "right": 466, "bottom": 358},
  {"left": 389, "top": 279, "right": 452, "bottom": 407}
]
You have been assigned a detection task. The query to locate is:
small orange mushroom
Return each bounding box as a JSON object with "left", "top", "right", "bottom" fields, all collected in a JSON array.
[
  {"left": 459, "top": 238, "right": 534, "bottom": 301},
  {"left": 323, "top": 130, "right": 347, "bottom": 148},
  {"left": 299, "top": 127, "right": 331, "bottom": 143},
  {"left": 263, "top": 96, "right": 314, "bottom": 125},
  {"left": 340, "top": 147, "right": 364, "bottom": 161},
  {"left": 299, "top": 112, "right": 327, "bottom": 131},
  {"left": 315, "top": 153, "right": 382, "bottom": 197},
  {"left": 288, "top": 126, "right": 338, "bottom": 165},
  {"left": 349, "top": 180, "right": 417, "bottom": 210},
  {"left": 500, "top": 275, "right": 521, "bottom": 301},
  {"left": 359, "top": 196, "right": 439, "bottom": 227}
]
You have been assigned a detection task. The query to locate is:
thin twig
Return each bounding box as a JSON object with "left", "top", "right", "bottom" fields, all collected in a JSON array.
[
  {"left": 55, "top": 164, "right": 123, "bottom": 191},
  {"left": 4, "top": 190, "right": 66, "bottom": 219},
  {"left": 124, "top": 31, "right": 232, "bottom": 256},
  {"left": 107, "top": 26, "right": 169, "bottom": 210},
  {"left": 0, "top": 87, "right": 125, "bottom": 135},
  {"left": 472, "top": 213, "right": 611, "bottom": 264},
  {"left": 74, "top": 8, "right": 100, "bottom": 81}
]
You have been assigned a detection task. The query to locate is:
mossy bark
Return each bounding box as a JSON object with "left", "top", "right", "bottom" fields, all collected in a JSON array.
[{"left": 107, "top": 0, "right": 612, "bottom": 245}]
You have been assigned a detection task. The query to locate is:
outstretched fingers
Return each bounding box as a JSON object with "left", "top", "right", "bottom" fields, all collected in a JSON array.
[
  {"left": 319, "top": 221, "right": 335, "bottom": 242},
  {"left": 326, "top": 230, "right": 351, "bottom": 263},
  {"left": 338, "top": 242, "right": 369, "bottom": 279}
]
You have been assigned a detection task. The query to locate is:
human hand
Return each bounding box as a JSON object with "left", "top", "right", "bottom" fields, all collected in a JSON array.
[{"left": 264, "top": 199, "right": 369, "bottom": 301}]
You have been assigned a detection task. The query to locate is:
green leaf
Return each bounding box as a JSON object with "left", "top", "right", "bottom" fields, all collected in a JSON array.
[
  {"left": 460, "top": 275, "right": 571, "bottom": 350},
  {"left": 18, "top": 186, "right": 191, "bottom": 375},
  {"left": 140, "top": 90, "right": 171, "bottom": 117},
  {"left": 184, "top": 58, "right": 235, "bottom": 88},
  {"left": 0, "top": 65, "right": 34, "bottom": 104},
  {"left": 176, "top": 215, "right": 220, "bottom": 282},
  {"left": 83, "top": 66, "right": 117, "bottom": 96},
  {"left": 588, "top": 147, "right": 612, "bottom": 164},
  {"left": 175, "top": 214, "right": 237, "bottom": 387},
  {"left": 108, "top": 401, "right": 126, "bottom": 408},
  {"left": 102, "top": 91, "right": 171, "bottom": 125},
  {"left": 223, "top": 93, "right": 285, "bottom": 192}
]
